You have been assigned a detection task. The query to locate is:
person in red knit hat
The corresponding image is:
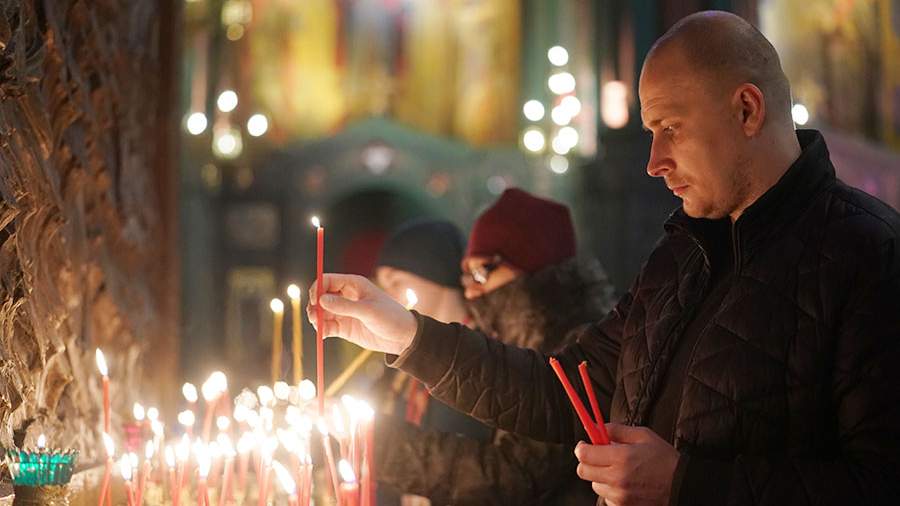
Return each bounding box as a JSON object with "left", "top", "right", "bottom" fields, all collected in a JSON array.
[{"left": 462, "top": 187, "right": 578, "bottom": 299}]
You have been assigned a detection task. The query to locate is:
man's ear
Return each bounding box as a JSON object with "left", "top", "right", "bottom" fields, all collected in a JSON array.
[{"left": 732, "top": 83, "right": 766, "bottom": 137}]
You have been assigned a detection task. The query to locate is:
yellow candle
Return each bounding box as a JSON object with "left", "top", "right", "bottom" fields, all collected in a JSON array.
[
  {"left": 270, "top": 298, "right": 285, "bottom": 384},
  {"left": 287, "top": 284, "right": 303, "bottom": 383}
]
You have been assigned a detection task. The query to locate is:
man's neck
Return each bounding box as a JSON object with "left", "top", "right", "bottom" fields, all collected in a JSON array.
[
  {"left": 729, "top": 128, "right": 803, "bottom": 223},
  {"left": 431, "top": 288, "right": 469, "bottom": 324}
]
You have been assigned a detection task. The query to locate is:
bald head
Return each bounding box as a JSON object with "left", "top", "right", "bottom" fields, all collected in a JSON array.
[{"left": 646, "top": 11, "right": 792, "bottom": 127}]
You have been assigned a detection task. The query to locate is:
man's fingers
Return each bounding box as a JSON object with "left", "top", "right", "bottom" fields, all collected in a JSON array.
[
  {"left": 576, "top": 462, "right": 615, "bottom": 483},
  {"left": 605, "top": 423, "right": 652, "bottom": 444},
  {"left": 308, "top": 273, "right": 368, "bottom": 302},
  {"left": 574, "top": 441, "right": 628, "bottom": 466},
  {"left": 318, "top": 293, "right": 370, "bottom": 320}
]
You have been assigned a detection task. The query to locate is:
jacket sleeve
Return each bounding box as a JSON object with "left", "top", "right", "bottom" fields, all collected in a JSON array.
[
  {"left": 671, "top": 239, "right": 900, "bottom": 506},
  {"left": 374, "top": 417, "right": 582, "bottom": 506},
  {"left": 387, "top": 289, "right": 633, "bottom": 444}
]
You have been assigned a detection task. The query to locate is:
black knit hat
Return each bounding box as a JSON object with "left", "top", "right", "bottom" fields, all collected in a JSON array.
[{"left": 376, "top": 219, "right": 465, "bottom": 288}]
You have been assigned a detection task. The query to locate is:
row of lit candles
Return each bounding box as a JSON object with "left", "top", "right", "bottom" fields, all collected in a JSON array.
[{"left": 94, "top": 359, "right": 375, "bottom": 506}]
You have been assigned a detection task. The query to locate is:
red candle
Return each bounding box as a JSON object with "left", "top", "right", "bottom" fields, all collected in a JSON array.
[
  {"left": 273, "top": 460, "right": 299, "bottom": 506},
  {"left": 96, "top": 349, "right": 111, "bottom": 434},
  {"left": 338, "top": 459, "right": 360, "bottom": 506},
  {"left": 119, "top": 457, "right": 136, "bottom": 506},
  {"left": 549, "top": 358, "right": 607, "bottom": 445},
  {"left": 578, "top": 361, "right": 610, "bottom": 445},
  {"left": 218, "top": 456, "right": 233, "bottom": 506},
  {"left": 256, "top": 463, "right": 271, "bottom": 506},
  {"left": 98, "top": 458, "right": 112, "bottom": 506},
  {"left": 98, "top": 433, "right": 115, "bottom": 506},
  {"left": 319, "top": 423, "right": 342, "bottom": 502},
  {"left": 299, "top": 456, "right": 312, "bottom": 506},
  {"left": 198, "top": 451, "right": 212, "bottom": 506},
  {"left": 136, "top": 442, "right": 152, "bottom": 505},
  {"left": 312, "top": 216, "right": 325, "bottom": 415},
  {"left": 359, "top": 403, "right": 375, "bottom": 506}
]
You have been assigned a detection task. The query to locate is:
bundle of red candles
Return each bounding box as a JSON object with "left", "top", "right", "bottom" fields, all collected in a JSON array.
[{"left": 549, "top": 358, "right": 610, "bottom": 445}]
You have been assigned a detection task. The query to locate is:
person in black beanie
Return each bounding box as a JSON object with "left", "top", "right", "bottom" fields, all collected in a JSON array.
[{"left": 371, "top": 219, "right": 491, "bottom": 506}]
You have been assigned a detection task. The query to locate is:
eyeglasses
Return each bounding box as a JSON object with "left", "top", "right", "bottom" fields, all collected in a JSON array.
[{"left": 469, "top": 255, "right": 503, "bottom": 285}]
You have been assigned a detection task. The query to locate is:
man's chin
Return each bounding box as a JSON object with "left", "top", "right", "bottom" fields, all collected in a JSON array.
[{"left": 681, "top": 202, "right": 723, "bottom": 220}]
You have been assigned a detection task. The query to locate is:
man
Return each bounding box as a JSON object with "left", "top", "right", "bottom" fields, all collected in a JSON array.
[
  {"left": 310, "top": 11, "right": 900, "bottom": 506},
  {"left": 375, "top": 192, "right": 616, "bottom": 505}
]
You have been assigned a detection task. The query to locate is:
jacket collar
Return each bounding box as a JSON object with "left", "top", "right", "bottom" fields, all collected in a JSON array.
[{"left": 664, "top": 129, "right": 835, "bottom": 269}]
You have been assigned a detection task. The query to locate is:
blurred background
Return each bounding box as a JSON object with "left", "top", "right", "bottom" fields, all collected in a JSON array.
[{"left": 176, "top": 0, "right": 900, "bottom": 388}]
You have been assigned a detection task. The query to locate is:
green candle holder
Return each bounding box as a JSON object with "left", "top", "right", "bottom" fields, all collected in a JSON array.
[{"left": 4, "top": 446, "right": 79, "bottom": 487}]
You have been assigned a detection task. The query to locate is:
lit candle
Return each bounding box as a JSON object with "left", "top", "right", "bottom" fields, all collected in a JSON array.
[
  {"left": 197, "top": 447, "right": 211, "bottom": 506},
  {"left": 358, "top": 402, "right": 375, "bottom": 506},
  {"left": 165, "top": 447, "right": 177, "bottom": 505},
  {"left": 136, "top": 440, "right": 153, "bottom": 505},
  {"left": 318, "top": 420, "right": 342, "bottom": 501},
  {"left": 287, "top": 283, "right": 304, "bottom": 384},
  {"left": 177, "top": 410, "right": 195, "bottom": 438},
  {"left": 236, "top": 432, "right": 253, "bottom": 496},
  {"left": 174, "top": 435, "right": 190, "bottom": 506},
  {"left": 339, "top": 459, "right": 360, "bottom": 506},
  {"left": 311, "top": 215, "right": 325, "bottom": 415},
  {"left": 217, "top": 437, "right": 235, "bottom": 506},
  {"left": 183, "top": 382, "right": 199, "bottom": 406},
  {"left": 271, "top": 298, "right": 285, "bottom": 384},
  {"left": 98, "top": 433, "right": 115, "bottom": 506},
  {"left": 300, "top": 454, "right": 313, "bottom": 506},
  {"left": 201, "top": 373, "right": 226, "bottom": 442},
  {"left": 96, "top": 349, "right": 110, "bottom": 434},
  {"left": 119, "top": 456, "right": 136, "bottom": 506},
  {"left": 272, "top": 460, "right": 299, "bottom": 506}
]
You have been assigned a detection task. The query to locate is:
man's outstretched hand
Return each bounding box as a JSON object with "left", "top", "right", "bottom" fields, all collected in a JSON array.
[{"left": 307, "top": 273, "right": 418, "bottom": 356}]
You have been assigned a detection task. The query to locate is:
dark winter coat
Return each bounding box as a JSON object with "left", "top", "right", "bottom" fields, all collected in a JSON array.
[
  {"left": 375, "top": 258, "right": 617, "bottom": 505},
  {"left": 389, "top": 130, "right": 900, "bottom": 505}
]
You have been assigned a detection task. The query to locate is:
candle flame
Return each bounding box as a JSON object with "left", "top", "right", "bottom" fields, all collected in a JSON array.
[
  {"left": 119, "top": 456, "right": 132, "bottom": 481},
  {"left": 338, "top": 459, "right": 357, "bottom": 483},
  {"left": 287, "top": 284, "right": 301, "bottom": 301},
  {"left": 176, "top": 435, "right": 190, "bottom": 462},
  {"left": 129, "top": 452, "right": 138, "bottom": 469},
  {"left": 257, "top": 385, "right": 275, "bottom": 406},
  {"left": 272, "top": 460, "right": 296, "bottom": 495},
  {"left": 146, "top": 407, "right": 159, "bottom": 421},
  {"left": 216, "top": 415, "right": 231, "bottom": 432},
  {"left": 311, "top": 216, "right": 321, "bottom": 228},
  {"left": 405, "top": 288, "right": 419, "bottom": 309},
  {"left": 177, "top": 410, "right": 195, "bottom": 427},
  {"left": 165, "top": 446, "right": 175, "bottom": 469},
  {"left": 217, "top": 434, "right": 235, "bottom": 456},
  {"left": 37, "top": 434, "right": 46, "bottom": 449},
  {"left": 102, "top": 432, "right": 115, "bottom": 458},
  {"left": 357, "top": 401, "right": 375, "bottom": 422},
  {"left": 276, "top": 428, "right": 298, "bottom": 453},
  {"left": 133, "top": 402, "right": 145, "bottom": 421},
  {"left": 237, "top": 432, "right": 255, "bottom": 454},
  {"left": 95, "top": 348, "right": 108, "bottom": 376},
  {"left": 316, "top": 419, "right": 329, "bottom": 436},
  {"left": 197, "top": 449, "right": 211, "bottom": 479},
  {"left": 182, "top": 382, "right": 198, "bottom": 403},
  {"left": 298, "top": 379, "right": 316, "bottom": 402},
  {"left": 273, "top": 381, "right": 290, "bottom": 400},
  {"left": 151, "top": 420, "right": 164, "bottom": 437},
  {"left": 210, "top": 371, "right": 228, "bottom": 393},
  {"left": 145, "top": 440, "right": 155, "bottom": 460},
  {"left": 270, "top": 298, "right": 284, "bottom": 314}
]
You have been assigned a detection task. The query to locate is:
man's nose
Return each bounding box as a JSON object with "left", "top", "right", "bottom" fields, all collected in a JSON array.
[{"left": 646, "top": 138, "right": 674, "bottom": 177}]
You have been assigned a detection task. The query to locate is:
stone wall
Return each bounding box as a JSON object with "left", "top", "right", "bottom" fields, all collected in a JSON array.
[{"left": 0, "top": 0, "right": 177, "bottom": 464}]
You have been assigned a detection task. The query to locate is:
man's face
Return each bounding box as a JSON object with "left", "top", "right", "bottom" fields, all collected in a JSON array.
[
  {"left": 460, "top": 256, "right": 521, "bottom": 300},
  {"left": 639, "top": 47, "right": 751, "bottom": 220}
]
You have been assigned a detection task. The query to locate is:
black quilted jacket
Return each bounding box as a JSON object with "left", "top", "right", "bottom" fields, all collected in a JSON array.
[{"left": 389, "top": 130, "right": 900, "bottom": 505}]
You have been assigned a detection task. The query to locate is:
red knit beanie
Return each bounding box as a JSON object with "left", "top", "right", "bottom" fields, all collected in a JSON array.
[{"left": 465, "top": 188, "right": 576, "bottom": 273}]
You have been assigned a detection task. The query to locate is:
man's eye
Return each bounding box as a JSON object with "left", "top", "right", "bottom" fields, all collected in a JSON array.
[{"left": 664, "top": 125, "right": 675, "bottom": 135}]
